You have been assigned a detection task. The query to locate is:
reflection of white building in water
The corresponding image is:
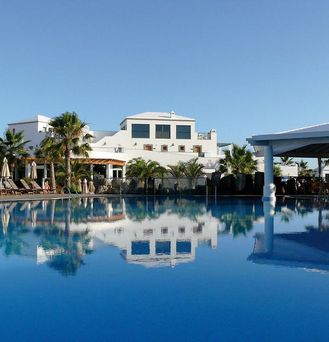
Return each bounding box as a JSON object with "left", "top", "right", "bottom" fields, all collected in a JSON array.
[
  {"left": 0, "top": 199, "right": 219, "bottom": 268},
  {"left": 90, "top": 211, "right": 218, "bottom": 268}
]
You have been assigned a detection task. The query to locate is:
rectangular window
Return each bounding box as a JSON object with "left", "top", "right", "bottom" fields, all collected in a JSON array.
[
  {"left": 132, "top": 124, "right": 150, "bottom": 138},
  {"left": 176, "top": 240, "right": 191, "bottom": 254},
  {"left": 156, "top": 124, "right": 171, "bottom": 139},
  {"left": 144, "top": 144, "right": 153, "bottom": 151},
  {"left": 178, "top": 145, "right": 185, "bottom": 152},
  {"left": 156, "top": 241, "right": 171, "bottom": 255},
  {"left": 176, "top": 125, "right": 191, "bottom": 139},
  {"left": 131, "top": 241, "right": 150, "bottom": 255},
  {"left": 161, "top": 145, "right": 168, "bottom": 152}
]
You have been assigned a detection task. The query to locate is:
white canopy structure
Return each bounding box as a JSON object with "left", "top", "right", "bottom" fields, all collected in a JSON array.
[{"left": 247, "top": 122, "right": 329, "bottom": 200}]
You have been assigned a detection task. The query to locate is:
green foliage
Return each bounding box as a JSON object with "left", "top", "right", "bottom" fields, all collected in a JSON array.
[
  {"left": 298, "top": 159, "right": 314, "bottom": 177},
  {"left": 49, "top": 112, "right": 93, "bottom": 187},
  {"left": 56, "top": 160, "right": 90, "bottom": 188},
  {"left": 219, "top": 144, "right": 258, "bottom": 175},
  {"left": 273, "top": 165, "right": 282, "bottom": 177},
  {"left": 0, "top": 129, "right": 30, "bottom": 176},
  {"left": 280, "top": 156, "right": 294, "bottom": 166},
  {"left": 126, "top": 158, "right": 166, "bottom": 182}
]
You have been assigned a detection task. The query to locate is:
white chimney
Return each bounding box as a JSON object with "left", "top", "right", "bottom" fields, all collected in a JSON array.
[{"left": 170, "top": 111, "right": 175, "bottom": 118}]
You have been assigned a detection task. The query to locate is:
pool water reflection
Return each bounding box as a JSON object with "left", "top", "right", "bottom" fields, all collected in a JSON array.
[{"left": 1, "top": 196, "right": 329, "bottom": 340}]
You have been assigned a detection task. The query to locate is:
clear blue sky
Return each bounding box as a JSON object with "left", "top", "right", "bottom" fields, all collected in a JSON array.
[{"left": 1, "top": 0, "right": 329, "bottom": 144}]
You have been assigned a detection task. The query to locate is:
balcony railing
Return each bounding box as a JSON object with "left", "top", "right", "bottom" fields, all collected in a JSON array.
[{"left": 197, "top": 132, "right": 211, "bottom": 140}]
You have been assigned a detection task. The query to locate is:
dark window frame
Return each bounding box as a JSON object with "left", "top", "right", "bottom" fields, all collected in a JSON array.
[
  {"left": 176, "top": 125, "right": 191, "bottom": 139},
  {"left": 156, "top": 124, "right": 171, "bottom": 139},
  {"left": 132, "top": 124, "right": 150, "bottom": 138}
]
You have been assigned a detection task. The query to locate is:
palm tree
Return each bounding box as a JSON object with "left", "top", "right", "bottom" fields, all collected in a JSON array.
[
  {"left": 126, "top": 158, "right": 166, "bottom": 192},
  {"left": 184, "top": 158, "right": 204, "bottom": 189},
  {"left": 56, "top": 160, "right": 90, "bottom": 191},
  {"left": 0, "top": 129, "right": 30, "bottom": 179},
  {"left": 36, "top": 137, "right": 61, "bottom": 192},
  {"left": 49, "top": 112, "right": 93, "bottom": 188},
  {"left": 280, "top": 156, "right": 294, "bottom": 166},
  {"left": 167, "top": 161, "right": 186, "bottom": 192},
  {"left": 219, "top": 144, "right": 257, "bottom": 175},
  {"left": 298, "top": 159, "right": 314, "bottom": 177}
]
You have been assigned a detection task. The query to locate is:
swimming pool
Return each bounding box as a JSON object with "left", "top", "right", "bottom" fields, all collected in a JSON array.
[{"left": 0, "top": 196, "right": 328, "bottom": 341}]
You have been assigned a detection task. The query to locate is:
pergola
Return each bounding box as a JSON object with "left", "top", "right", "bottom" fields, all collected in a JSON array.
[
  {"left": 25, "top": 157, "right": 126, "bottom": 182},
  {"left": 247, "top": 122, "right": 329, "bottom": 200}
]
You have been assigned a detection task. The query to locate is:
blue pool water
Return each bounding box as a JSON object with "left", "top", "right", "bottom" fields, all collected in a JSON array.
[{"left": 1, "top": 196, "right": 329, "bottom": 341}]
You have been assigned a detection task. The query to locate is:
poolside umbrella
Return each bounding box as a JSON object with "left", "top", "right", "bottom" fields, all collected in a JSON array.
[
  {"left": 88, "top": 180, "right": 95, "bottom": 194},
  {"left": 1, "top": 157, "right": 10, "bottom": 179},
  {"left": 1, "top": 208, "right": 10, "bottom": 235},
  {"left": 82, "top": 178, "right": 89, "bottom": 194},
  {"left": 31, "top": 161, "right": 38, "bottom": 180},
  {"left": 77, "top": 179, "right": 82, "bottom": 193}
]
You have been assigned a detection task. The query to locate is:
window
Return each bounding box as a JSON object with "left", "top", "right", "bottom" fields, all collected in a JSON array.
[
  {"left": 131, "top": 241, "right": 150, "bottom": 255},
  {"left": 132, "top": 124, "right": 150, "bottom": 138},
  {"left": 176, "top": 125, "right": 191, "bottom": 139},
  {"left": 161, "top": 145, "right": 168, "bottom": 152},
  {"left": 144, "top": 229, "right": 153, "bottom": 236},
  {"left": 178, "top": 227, "right": 185, "bottom": 234},
  {"left": 156, "top": 124, "right": 170, "bottom": 139},
  {"left": 144, "top": 144, "right": 153, "bottom": 151},
  {"left": 178, "top": 145, "right": 185, "bottom": 152},
  {"left": 161, "top": 227, "right": 168, "bottom": 234},
  {"left": 156, "top": 241, "right": 171, "bottom": 255},
  {"left": 176, "top": 240, "right": 191, "bottom": 254}
]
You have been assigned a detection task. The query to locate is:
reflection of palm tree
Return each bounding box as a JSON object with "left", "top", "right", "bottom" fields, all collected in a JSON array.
[
  {"left": 169, "top": 198, "right": 206, "bottom": 221},
  {"left": 35, "top": 225, "right": 93, "bottom": 276},
  {"left": 0, "top": 224, "right": 30, "bottom": 257},
  {"left": 219, "top": 213, "right": 254, "bottom": 237}
]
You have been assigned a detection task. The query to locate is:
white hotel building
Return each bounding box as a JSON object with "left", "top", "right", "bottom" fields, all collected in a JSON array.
[{"left": 8, "top": 111, "right": 228, "bottom": 180}]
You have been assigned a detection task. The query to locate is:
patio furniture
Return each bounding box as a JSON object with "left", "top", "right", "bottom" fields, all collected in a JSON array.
[
  {"left": 30, "top": 180, "right": 45, "bottom": 194},
  {"left": 20, "top": 179, "right": 40, "bottom": 194},
  {"left": 3, "top": 179, "right": 21, "bottom": 195},
  {"left": 7, "top": 178, "right": 29, "bottom": 194}
]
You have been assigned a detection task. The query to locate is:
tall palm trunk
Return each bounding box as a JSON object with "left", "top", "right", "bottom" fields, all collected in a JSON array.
[
  {"left": 65, "top": 148, "right": 71, "bottom": 188},
  {"left": 50, "top": 161, "right": 56, "bottom": 193}
]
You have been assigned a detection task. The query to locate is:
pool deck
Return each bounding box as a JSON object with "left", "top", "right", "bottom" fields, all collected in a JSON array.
[{"left": 0, "top": 193, "right": 115, "bottom": 202}]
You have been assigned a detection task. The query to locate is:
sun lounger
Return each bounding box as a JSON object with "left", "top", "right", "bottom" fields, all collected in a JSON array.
[
  {"left": 3, "top": 179, "right": 22, "bottom": 195},
  {"left": 0, "top": 180, "right": 10, "bottom": 195},
  {"left": 7, "top": 178, "right": 29, "bottom": 194},
  {"left": 30, "top": 180, "right": 45, "bottom": 193},
  {"left": 20, "top": 179, "right": 41, "bottom": 194}
]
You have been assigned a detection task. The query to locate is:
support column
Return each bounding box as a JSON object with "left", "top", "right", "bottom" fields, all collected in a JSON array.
[
  {"left": 43, "top": 164, "right": 48, "bottom": 179},
  {"left": 106, "top": 164, "right": 113, "bottom": 180},
  {"left": 90, "top": 164, "right": 94, "bottom": 180},
  {"left": 25, "top": 164, "right": 31, "bottom": 178},
  {"left": 122, "top": 165, "right": 126, "bottom": 180},
  {"left": 318, "top": 158, "right": 322, "bottom": 178},
  {"left": 263, "top": 145, "right": 276, "bottom": 201}
]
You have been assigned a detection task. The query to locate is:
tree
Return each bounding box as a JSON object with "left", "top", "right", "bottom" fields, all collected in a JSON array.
[
  {"left": 219, "top": 144, "right": 258, "bottom": 175},
  {"left": 298, "top": 160, "right": 314, "bottom": 177},
  {"left": 49, "top": 112, "right": 93, "bottom": 188},
  {"left": 273, "top": 165, "right": 282, "bottom": 177},
  {"left": 184, "top": 158, "right": 204, "bottom": 189},
  {"left": 0, "top": 129, "right": 30, "bottom": 179},
  {"left": 36, "top": 137, "right": 61, "bottom": 192},
  {"left": 126, "top": 158, "right": 166, "bottom": 192},
  {"left": 56, "top": 160, "right": 90, "bottom": 191},
  {"left": 280, "top": 156, "right": 294, "bottom": 166},
  {"left": 167, "top": 161, "right": 186, "bottom": 191}
]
